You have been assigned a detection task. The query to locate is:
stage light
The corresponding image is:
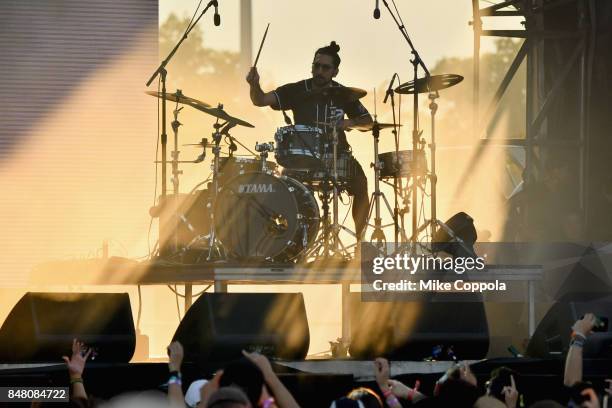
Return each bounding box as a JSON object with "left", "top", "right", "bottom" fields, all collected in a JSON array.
[{"left": 432, "top": 212, "right": 478, "bottom": 258}]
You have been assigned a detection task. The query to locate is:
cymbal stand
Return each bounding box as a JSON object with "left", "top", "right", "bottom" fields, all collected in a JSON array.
[
  {"left": 384, "top": 77, "right": 404, "bottom": 245},
  {"left": 363, "top": 122, "right": 406, "bottom": 252},
  {"left": 204, "top": 115, "right": 234, "bottom": 261},
  {"left": 410, "top": 91, "right": 448, "bottom": 244},
  {"left": 169, "top": 102, "right": 184, "bottom": 254}
]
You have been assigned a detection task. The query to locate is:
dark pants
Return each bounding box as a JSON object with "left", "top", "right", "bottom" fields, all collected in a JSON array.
[{"left": 347, "top": 157, "right": 369, "bottom": 238}]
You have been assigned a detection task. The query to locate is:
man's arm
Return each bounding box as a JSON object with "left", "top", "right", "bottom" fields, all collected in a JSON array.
[
  {"left": 246, "top": 67, "right": 277, "bottom": 107},
  {"left": 167, "top": 341, "right": 185, "bottom": 408},
  {"left": 564, "top": 313, "right": 596, "bottom": 387},
  {"left": 343, "top": 114, "right": 372, "bottom": 129},
  {"left": 342, "top": 99, "right": 373, "bottom": 130}
]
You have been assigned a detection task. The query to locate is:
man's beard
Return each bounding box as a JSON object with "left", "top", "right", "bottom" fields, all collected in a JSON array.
[{"left": 313, "top": 75, "right": 331, "bottom": 87}]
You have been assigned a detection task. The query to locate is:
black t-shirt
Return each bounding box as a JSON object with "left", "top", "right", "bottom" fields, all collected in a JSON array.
[{"left": 272, "top": 79, "right": 370, "bottom": 150}]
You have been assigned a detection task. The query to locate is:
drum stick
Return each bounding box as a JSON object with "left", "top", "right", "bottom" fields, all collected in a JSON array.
[{"left": 253, "top": 23, "right": 270, "bottom": 68}]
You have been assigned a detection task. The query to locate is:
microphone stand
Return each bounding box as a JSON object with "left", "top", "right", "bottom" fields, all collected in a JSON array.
[
  {"left": 145, "top": 0, "right": 218, "bottom": 256},
  {"left": 381, "top": 0, "right": 431, "bottom": 249}
]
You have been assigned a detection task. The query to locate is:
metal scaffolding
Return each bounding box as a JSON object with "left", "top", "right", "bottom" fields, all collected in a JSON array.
[{"left": 471, "top": 0, "right": 594, "bottom": 219}]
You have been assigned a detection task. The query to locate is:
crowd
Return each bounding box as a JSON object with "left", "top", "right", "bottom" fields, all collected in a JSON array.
[{"left": 31, "top": 314, "right": 610, "bottom": 408}]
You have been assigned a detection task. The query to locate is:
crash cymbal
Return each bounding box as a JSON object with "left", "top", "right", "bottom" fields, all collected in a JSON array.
[
  {"left": 195, "top": 105, "right": 255, "bottom": 128},
  {"left": 395, "top": 74, "right": 463, "bottom": 95},
  {"left": 304, "top": 86, "right": 367, "bottom": 103},
  {"left": 146, "top": 91, "right": 254, "bottom": 128},
  {"left": 145, "top": 90, "right": 211, "bottom": 109}
]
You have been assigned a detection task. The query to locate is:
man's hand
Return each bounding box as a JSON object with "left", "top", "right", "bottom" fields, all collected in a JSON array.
[
  {"left": 167, "top": 341, "right": 184, "bottom": 372},
  {"left": 387, "top": 379, "right": 410, "bottom": 399},
  {"left": 502, "top": 375, "right": 519, "bottom": 408},
  {"left": 459, "top": 362, "right": 477, "bottom": 387},
  {"left": 62, "top": 338, "right": 92, "bottom": 379},
  {"left": 246, "top": 67, "right": 260, "bottom": 87},
  {"left": 573, "top": 313, "right": 597, "bottom": 337},
  {"left": 242, "top": 350, "right": 274, "bottom": 379},
  {"left": 198, "top": 370, "right": 223, "bottom": 408},
  {"left": 580, "top": 388, "right": 601, "bottom": 408},
  {"left": 374, "top": 358, "right": 391, "bottom": 391}
]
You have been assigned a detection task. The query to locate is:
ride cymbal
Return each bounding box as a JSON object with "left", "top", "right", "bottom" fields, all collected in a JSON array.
[{"left": 395, "top": 74, "right": 463, "bottom": 94}]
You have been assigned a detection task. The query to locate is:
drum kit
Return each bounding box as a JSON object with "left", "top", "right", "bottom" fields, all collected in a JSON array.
[{"left": 146, "top": 70, "right": 463, "bottom": 264}]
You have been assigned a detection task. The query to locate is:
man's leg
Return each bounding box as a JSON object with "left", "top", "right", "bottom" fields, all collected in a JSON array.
[{"left": 348, "top": 157, "right": 369, "bottom": 238}]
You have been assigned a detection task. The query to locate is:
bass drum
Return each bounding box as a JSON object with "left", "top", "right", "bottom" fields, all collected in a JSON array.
[{"left": 214, "top": 172, "right": 319, "bottom": 261}]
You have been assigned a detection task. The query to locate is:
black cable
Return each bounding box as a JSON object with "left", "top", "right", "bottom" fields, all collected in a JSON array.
[{"left": 136, "top": 285, "right": 142, "bottom": 330}]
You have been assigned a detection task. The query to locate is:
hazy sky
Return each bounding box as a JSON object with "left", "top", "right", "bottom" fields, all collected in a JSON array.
[{"left": 159, "top": 0, "right": 522, "bottom": 90}]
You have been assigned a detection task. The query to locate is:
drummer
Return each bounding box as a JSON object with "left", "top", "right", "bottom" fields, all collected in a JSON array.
[{"left": 245, "top": 41, "right": 372, "bottom": 238}]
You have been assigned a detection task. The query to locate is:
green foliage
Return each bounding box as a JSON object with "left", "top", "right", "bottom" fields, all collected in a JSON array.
[
  {"left": 158, "top": 13, "right": 243, "bottom": 102},
  {"left": 430, "top": 38, "right": 526, "bottom": 142}
]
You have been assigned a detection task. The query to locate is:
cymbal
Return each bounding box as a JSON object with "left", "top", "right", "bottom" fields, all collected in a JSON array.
[
  {"left": 183, "top": 142, "right": 216, "bottom": 148},
  {"left": 314, "top": 120, "right": 400, "bottom": 132},
  {"left": 146, "top": 91, "right": 254, "bottom": 128},
  {"left": 304, "top": 86, "right": 367, "bottom": 103},
  {"left": 145, "top": 90, "right": 211, "bottom": 109},
  {"left": 395, "top": 74, "right": 463, "bottom": 94},
  {"left": 352, "top": 122, "right": 401, "bottom": 132},
  {"left": 195, "top": 105, "right": 255, "bottom": 128}
]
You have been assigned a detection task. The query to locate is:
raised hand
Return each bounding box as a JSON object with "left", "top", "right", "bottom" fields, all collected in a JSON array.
[
  {"left": 167, "top": 341, "right": 184, "bottom": 372},
  {"left": 502, "top": 375, "right": 519, "bottom": 408},
  {"left": 246, "top": 67, "right": 260, "bottom": 86},
  {"left": 459, "top": 362, "right": 477, "bottom": 387},
  {"left": 374, "top": 358, "right": 391, "bottom": 391},
  {"left": 62, "top": 338, "right": 92, "bottom": 379},
  {"left": 242, "top": 350, "right": 274, "bottom": 379},
  {"left": 573, "top": 313, "right": 597, "bottom": 337},
  {"left": 387, "top": 379, "right": 411, "bottom": 399}
]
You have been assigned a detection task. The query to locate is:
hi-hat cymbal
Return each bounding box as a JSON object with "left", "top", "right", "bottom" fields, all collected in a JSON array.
[
  {"left": 146, "top": 91, "right": 254, "bottom": 128},
  {"left": 304, "top": 86, "right": 367, "bottom": 103},
  {"left": 146, "top": 90, "right": 211, "bottom": 109},
  {"left": 351, "top": 122, "right": 401, "bottom": 132},
  {"left": 395, "top": 74, "right": 463, "bottom": 94}
]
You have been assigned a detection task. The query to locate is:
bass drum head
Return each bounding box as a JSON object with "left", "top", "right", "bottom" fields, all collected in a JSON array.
[{"left": 214, "top": 172, "right": 319, "bottom": 261}]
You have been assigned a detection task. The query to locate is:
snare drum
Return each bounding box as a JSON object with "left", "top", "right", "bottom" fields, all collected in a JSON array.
[
  {"left": 274, "top": 125, "right": 324, "bottom": 169},
  {"left": 284, "top": 151, "right": 354, "bottom": 189},
  {"left": 378, "top": 150, "right": 427, "bottom": 179}
]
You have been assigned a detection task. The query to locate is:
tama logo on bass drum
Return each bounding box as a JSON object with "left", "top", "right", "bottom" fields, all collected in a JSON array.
[{"left": 238, "top": 183, "right": 275, "bottom": 193}]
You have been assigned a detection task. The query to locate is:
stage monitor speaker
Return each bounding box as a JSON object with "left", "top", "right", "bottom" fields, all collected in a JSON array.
[
  {"left": 0, "top": 292, "right": 135, "bottom": 363},
  {"left": 173, "top": 293, "right": 309, "bottom": 362},
  {"left": 348, "top": 294, "right": 489, "bottom": 360},
  {"left": 526, "top": 294, "right": 612, "bottom": 358}
]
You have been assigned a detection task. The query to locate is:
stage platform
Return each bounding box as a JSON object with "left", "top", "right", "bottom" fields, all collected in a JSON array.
[{"left": 29, "top": 257, "right": 543, "bottom": 340}]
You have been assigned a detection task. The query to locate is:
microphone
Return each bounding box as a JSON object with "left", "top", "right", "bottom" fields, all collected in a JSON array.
[
  {"left": 373, "top": 0, "right": 381, "bottom": 19},
  {"left": 383, "top": 73, "right": 397, "bottom": 104},
  {"left": 213, "top": 0, "right": 221, "bottom": 26}
]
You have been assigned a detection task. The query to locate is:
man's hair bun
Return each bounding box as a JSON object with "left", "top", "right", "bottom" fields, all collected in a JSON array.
[
  {"left": 314, "top": 41, "right": 342, "bottom": 68},
  {"left": 329, "top": 41, "right": 340, "bottom": 53}
]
